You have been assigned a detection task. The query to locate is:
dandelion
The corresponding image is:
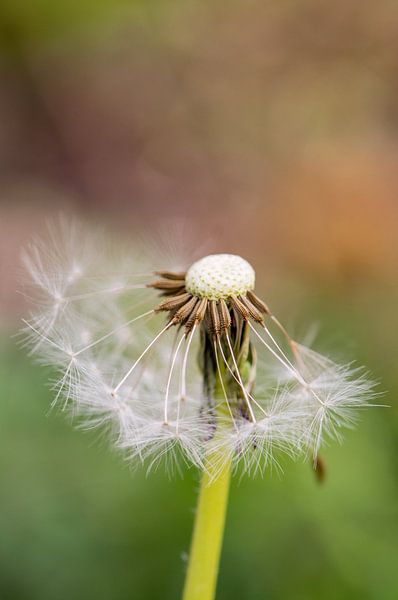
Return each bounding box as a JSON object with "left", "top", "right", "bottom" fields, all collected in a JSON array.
[{"left": 22, "top": 220, "right": 376, "bottom": 600}]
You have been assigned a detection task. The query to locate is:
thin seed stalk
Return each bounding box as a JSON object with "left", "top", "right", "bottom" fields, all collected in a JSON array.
[
  {"left": 183, "top": 330, "right": 252, "bottom": 600},
  {"left": 181, "top": 445, "right": 232, "bottom": 600}
]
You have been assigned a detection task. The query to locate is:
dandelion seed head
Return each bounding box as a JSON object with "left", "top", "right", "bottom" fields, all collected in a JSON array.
[
  {"left": 185, "top": 254, "right": 255, "bottom": 300},
  {"left": 22, "top": 220, "right": 377, "bottom": 478}
]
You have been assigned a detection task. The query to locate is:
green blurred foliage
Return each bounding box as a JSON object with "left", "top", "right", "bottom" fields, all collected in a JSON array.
[
  {"left": 1, "top": 281, "right": 397, "bottom": 600},
  {"left": 0, "top": 0, "right": 145, "bottom": 51}
]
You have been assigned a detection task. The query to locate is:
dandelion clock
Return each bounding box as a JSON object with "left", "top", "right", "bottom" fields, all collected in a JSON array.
[{"left": 22, "top": 220, "right": 376, "bottom": 600}]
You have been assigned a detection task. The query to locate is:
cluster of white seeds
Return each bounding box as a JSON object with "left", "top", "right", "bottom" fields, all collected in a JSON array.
[{"left": 22, "top": 222, "right": 375, "bottom": 477}]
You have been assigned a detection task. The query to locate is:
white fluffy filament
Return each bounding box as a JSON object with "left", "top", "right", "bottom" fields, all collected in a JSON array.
[
  {"left": 225, "top": 333, "right": 257, "bottom": 423},
  {"left": 113, "top": 322, "right": 172, "bottom": 394},
  {"left": 164, "top": 333, "right": 186, "bottom": 424}
]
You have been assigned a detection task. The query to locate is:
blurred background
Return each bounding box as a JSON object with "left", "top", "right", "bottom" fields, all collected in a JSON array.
[{"left": 0, "top": 1, "right": 397, "bottom": 598}]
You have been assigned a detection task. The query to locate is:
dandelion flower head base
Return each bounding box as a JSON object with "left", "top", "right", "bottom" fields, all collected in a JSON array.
[
  {"left": 23, "top": 227, "right": 375, "bottom": 477},
  {"left": 186, "top": 254, "right": 255, "bottom": 300},
  {"left": 151, "top": 253, "right": 268, "bottom": 336}
]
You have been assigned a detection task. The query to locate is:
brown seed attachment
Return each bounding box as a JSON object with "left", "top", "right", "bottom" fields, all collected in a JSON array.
[
  {"left": 218, "top": 299, "right": 231, "bottom": 334},
  {"left": 147, "top": 277, "right": 186, "bottom": 296},
  {"left": 157, "top": 293, "right": 192, "bottom": 312},
  {"left": 246, "top": 291, "right": 270, "bottom": 315},
  {"left": 155, "top": 271, "right": 187, "bottom": 281},
  {"left": 149, "top": 267, "right": 271, "bottom": 336}
]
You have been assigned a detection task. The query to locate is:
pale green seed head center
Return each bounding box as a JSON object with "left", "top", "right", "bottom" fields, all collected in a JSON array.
[{"left": 185, "top": 254, "right": 255, "bottom": 300}]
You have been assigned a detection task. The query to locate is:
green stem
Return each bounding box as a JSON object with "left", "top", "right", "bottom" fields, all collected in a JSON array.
[{"left": 182, "top": 448, "right": 232, "bottom": 600}]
